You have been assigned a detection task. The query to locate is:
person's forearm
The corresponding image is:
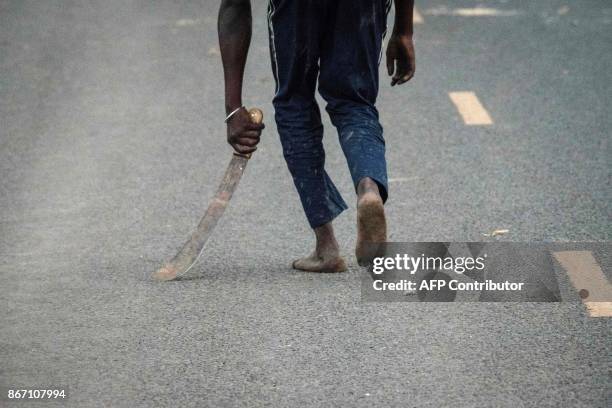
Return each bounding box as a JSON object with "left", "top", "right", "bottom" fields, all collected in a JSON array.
[
  {"left": 392, "top": 0, "right": 414, "bottom": 36},
  {"left": 218, "top": 0, "right": 252, "bottom": 114}
]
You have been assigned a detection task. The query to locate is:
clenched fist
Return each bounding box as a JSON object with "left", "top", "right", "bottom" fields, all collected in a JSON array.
[{"left": 226, "top": 107, "right": 265, "bottom": 155}]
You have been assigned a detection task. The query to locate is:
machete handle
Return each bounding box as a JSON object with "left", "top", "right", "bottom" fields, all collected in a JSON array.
[
  {"left": 248, "top": 108, "right": 263, "bottom": 125},
  {"left": 233, "top": 108, "right": 264, "bottom": 159}
]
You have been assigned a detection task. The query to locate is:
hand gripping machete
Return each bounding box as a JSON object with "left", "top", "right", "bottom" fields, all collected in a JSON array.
[{"left": 152, "top": 108, "right": 263, "bottom": 281}]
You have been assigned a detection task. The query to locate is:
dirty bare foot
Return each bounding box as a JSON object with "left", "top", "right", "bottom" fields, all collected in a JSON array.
[
  {"left": 292, "top": 251, "right": 347, "bottom": 273},
  {"left": 356, "top": 178, "right": 387, "bottom": 266},
  {"left": 292, "top": 222, "right": 347, "bottom": 273}
]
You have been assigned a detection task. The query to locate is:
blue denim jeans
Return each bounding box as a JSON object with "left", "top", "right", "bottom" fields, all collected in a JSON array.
[{"left": 268, "top": 0, "right": 391, "bottom": 228}]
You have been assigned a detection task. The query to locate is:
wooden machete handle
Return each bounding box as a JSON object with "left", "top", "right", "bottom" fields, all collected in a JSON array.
[
  {"left": 248, "top": 108, "right": 263, "bottom": 125},
  {"left": 233, "top": 108, "right": 264, "bottom": 159}
]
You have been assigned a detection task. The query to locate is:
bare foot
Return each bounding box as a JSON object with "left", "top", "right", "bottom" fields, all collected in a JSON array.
[
  {"left": 356, "top": 178, "right": 387, "bottom": 266},
  {"left": 292, "top": 251, "right": 347, "bottom": 273},
  {"left": 292, "top": 222, "right": 347, "bottom": 273}
]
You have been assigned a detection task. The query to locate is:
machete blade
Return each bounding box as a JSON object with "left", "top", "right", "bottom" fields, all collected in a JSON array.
[{"left": 152, "top": 108, "right": 262, "bottom": 281}]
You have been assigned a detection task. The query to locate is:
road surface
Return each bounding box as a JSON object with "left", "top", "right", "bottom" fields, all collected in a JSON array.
[{"left": 1, "top": 1, "right": 610, "bottom": 406}]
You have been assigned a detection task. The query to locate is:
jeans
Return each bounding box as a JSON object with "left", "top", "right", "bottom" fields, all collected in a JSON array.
[{"left": 268, "top": 0, "right": 391, "bottom": 228}]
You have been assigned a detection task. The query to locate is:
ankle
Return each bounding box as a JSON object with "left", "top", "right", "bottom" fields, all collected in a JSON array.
[
  {"left": 313, "top": 222, "right": 340, "bottom": 256},
  {"left": 357, "top": 177, "right": 381, "bottom": 200},
  {"left": 316, "top": 238, "right": 339, "bottom": 255}
]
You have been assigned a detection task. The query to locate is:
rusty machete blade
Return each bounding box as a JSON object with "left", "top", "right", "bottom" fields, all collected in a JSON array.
[{"left": 152, "top": 108, "right": 262, "bottom": 281}]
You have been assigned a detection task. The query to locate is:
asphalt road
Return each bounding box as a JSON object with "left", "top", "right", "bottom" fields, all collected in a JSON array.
[{"left": 1, "top": 1, "right": 610, "bottom": 407}]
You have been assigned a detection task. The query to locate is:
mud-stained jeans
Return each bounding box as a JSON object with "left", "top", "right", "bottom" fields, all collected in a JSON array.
[{"left": 268, "top": 0, "right": 391, "bottom": 228}]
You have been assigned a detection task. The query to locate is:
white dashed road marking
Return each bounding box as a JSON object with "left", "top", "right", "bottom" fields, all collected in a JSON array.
[
  {"left": 424, "top": 7, "right": 521, "bottom": 17},
  {"left": 414, "top": 8, "right": 424, "bottom": 24},
  {"left": 553, "top": 251, "right": 612, "bottom": 317},
  {"left": 449, "top": 91, "right": 493, "bottom": 126}
]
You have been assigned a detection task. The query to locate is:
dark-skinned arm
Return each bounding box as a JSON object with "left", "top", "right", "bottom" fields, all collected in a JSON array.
[
  {"left": 218, "top": 0, "right": 264, "bottom": 154},
  {"left": 386, "top": 0, "right": 416, "bottom": 86}
]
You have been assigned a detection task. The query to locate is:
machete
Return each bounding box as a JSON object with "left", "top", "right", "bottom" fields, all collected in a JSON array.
[{"left": 152, "top": 108, "right": 263, "bottom": 281}]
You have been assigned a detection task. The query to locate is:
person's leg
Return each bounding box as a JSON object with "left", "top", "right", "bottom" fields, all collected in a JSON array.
[
  {"left": 292, "top": 222, "right": 347, "bottom": 273},
  {"left": 355, "top": 177, "right": 387, "bottom": 265},
  {"left": 318, "top": 0, "right": 392, "bottom": 264},
  {"left": 268, "top": 0, "right": 347, "bottom": 271}
]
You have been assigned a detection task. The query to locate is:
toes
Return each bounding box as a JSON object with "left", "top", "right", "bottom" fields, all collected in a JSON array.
[{"left": 292, "top": 256, "right": 347, "bottom": 273}]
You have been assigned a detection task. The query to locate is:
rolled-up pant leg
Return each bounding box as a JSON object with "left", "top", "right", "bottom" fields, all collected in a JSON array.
[
  {"left": 318, "top": 0, "right": 391, "bottom": 202},
  {"left": 268, "top": 0, "right": 348, "bottom": 228}
]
